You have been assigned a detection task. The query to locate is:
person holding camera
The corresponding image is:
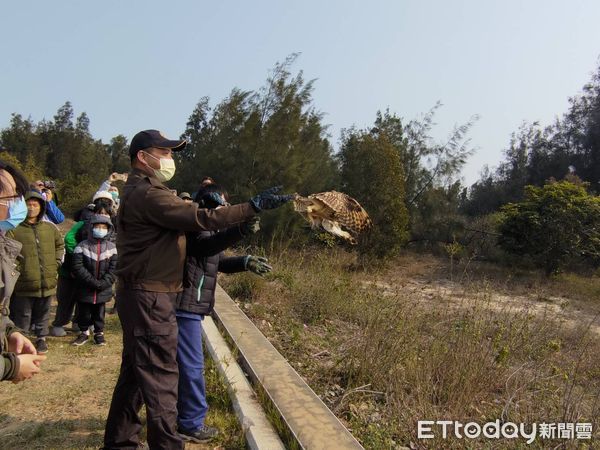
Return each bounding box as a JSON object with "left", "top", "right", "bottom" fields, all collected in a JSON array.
[
  {"left": 97, "top": 172, "right": 127, "bottom": 211},
  {"left": 32, "top": 180, "right": 64, "bottom": 225}
]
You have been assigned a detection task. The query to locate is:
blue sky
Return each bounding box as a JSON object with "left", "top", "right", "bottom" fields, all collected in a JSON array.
[{"left": 1, "top": 1, "right": 599, "bottom": 185}]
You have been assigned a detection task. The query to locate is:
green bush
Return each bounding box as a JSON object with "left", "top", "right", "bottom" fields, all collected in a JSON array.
[
  {"left": 339, "top": 131, "right": 409, "bottom": 258},
  {"left": 499, "top": 180, "right": 600, "bottom": 274},
  {"left": 57, "top": 175, "right": 99, "bottom": 216}
]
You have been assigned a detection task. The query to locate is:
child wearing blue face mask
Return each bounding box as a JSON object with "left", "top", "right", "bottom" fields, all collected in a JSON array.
[{"left": 70, "top": 215, "right": 117, "bottom": 346}]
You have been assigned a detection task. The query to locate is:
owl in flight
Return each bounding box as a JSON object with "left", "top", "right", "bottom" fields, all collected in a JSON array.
[{"left": 293, "top": 191, "right": 372, "bottom": 244}]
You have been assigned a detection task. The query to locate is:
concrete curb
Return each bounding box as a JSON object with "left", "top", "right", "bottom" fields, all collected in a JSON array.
[
  {"left": 202, "top": 315, "right": 286, "bottom": 450},
  {"left": 213, "top": 285, "right": 365, "bottom": 450}
]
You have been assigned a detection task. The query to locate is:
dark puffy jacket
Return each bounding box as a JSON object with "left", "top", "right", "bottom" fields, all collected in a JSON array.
[
  {"left": 71, "top": 215, "right": 117, "bottom": 304},
  {"left": 175, "top": 227, "right": 248, "bottom": 315}
]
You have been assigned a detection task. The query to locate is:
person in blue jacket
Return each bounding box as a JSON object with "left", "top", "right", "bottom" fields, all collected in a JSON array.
[
  {"left": 32, "top": 180, "right": 64, "bottom": 224},
  {"left": 174, "top": 183, "right": 272, "bottom": 443}
]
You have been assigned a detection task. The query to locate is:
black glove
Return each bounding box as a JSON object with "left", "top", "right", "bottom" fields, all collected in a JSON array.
[
  {"left": 249, "top": 186, "right": 294, "bottom": 212},
  {"left": 245, "top": 256, "right": 272, "bottom": 276},
  {"left": 240, "top": 216, "right": 261, "bottom": 235}
]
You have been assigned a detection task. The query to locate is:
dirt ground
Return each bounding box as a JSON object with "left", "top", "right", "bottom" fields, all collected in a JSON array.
[
  {"left": 364, "top": 254, "right": 600, "bottom": 336},
  {"left": 0, "top": 305, "right": 239, "bottom": 450}
]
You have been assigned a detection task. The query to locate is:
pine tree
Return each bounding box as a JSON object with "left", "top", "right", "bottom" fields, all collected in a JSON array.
[{"left": 339, "top": 129, "right": 408, "bottom": 258}]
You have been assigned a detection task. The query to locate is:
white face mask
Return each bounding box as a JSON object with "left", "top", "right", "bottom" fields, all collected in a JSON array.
[{"left": 143, "top": 152, "right": 176, "bottom": 182}]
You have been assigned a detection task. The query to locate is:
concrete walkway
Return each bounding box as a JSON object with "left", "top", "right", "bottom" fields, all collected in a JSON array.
[
  {"left": 203, "top": 315, "right": 285, "bottom": 450},
  {"left": 212, "top": 284, "right": 364, "bottom": 450}
]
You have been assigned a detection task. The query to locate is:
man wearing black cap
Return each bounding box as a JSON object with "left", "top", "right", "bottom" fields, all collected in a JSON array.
[{"left": 103, "top": 130, "right": 293, "bottom": 449}]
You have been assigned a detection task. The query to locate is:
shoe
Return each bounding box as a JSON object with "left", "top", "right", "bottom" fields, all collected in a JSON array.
[
  {"left": 49, "top": 326, "right": 67, "bottom": 337},
  {"left": 177, "top": 424, "right": 219, "bottom": 443},
  {"left": 71, "top": 333, "right": 89, "bottom": 346},
  {"left": 93, "top": 332, "right": 106, "bottom": 346},
  {"left": 35, "top": 338, "right": 48, "bottom": 354}
]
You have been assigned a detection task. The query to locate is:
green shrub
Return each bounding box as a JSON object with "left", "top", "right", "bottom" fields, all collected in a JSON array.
[
  {"left": 499, "top": 180, "right": 600, "bottom": 274},
  {"left": 57, "top": 175, "right": 99, "bottom": 216}
]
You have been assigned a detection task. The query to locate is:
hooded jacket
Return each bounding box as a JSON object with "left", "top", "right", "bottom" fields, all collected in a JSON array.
[
  {"left": 71, "top": 215, "right": 117, "bottom": 304},
  {"left": 7, "top": 192, "right": 64, "bottom": 298}
]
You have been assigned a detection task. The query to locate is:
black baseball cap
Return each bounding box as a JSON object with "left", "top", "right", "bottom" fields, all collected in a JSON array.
[{"left": 129, "top": 129, "right": 187, "bottom": 158}]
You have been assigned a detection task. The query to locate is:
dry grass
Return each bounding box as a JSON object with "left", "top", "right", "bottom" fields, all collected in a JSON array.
[
  {"left": 3, "top": 239, "right": 599, "bottom": 449},
  {"left": 222, "top": 247, "right": 600, "bottom": 449}
]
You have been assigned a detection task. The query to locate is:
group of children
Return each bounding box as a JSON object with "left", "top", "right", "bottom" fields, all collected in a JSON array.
[{"left": 8, "top": 179, "right": 120, "bottom": 354}]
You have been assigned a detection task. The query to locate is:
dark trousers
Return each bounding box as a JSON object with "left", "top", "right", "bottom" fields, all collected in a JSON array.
[
  {"left": 10, "top": 295, "right": 52, "bottom": 337},
  {"left": 52, "top": 275, "right": 78, "bottom": 327},
  {"left": 77, "top": 302, "right": 106, "bottom": 333},
  {"left": 103, "top": 288, "right": 183, "bottom": 450},
  {"left": 176, "top": 314, "right": 208, "bottom": 432}
]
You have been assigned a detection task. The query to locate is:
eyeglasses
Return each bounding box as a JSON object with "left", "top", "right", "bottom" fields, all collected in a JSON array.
[
  {"left": 0, "top": 194, "right": 20, "bottom": 200},
  {"left": 0, "top": 195, "right": 19, "bottom": 207}
]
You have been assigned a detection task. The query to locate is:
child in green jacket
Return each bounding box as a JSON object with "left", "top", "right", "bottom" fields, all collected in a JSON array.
[{"left": 8, "top": 191, "right": 64, "bottom": 354}]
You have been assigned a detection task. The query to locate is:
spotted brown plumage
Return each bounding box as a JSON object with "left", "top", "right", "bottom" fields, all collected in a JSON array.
[{"left": 293, "top": 191, "right": 373, "bottom": 244}]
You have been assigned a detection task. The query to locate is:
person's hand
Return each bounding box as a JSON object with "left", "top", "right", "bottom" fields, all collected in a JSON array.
[
  {"left": 109, "top": 172, "right": 128, "bottom": 182},
  {"left": 8, "top": 332, "right": 37, "bottom": 355},
  {"left": 249, "top": 186, "right": 294, "bottom": 212},
  {"left": 97, "top": 279, "right": 111, "bottom": 290},
  {"left": 44, "top": 189, "right": 53, "bottom": 202},
  {"left": 13, "top": 354, "right": 46, "bottom": 383},
  {"left": 240, "top": 217, "right": 261, "bottom": 235},
  {"left": 245, "top": 256, "right": 272, "bottom": 276}
]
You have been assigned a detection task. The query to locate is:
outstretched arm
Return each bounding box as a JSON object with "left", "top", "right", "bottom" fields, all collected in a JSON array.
[
  {"left": 187, "top": 227, "right": 246, "bottom": 258},
  {"left": 218, "top": 255, "right": 248, "bottom": 274}
]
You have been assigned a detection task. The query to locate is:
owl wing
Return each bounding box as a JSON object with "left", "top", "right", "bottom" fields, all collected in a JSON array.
[{"left": 311, "top": 191, "right": 373, "bottom": 235}]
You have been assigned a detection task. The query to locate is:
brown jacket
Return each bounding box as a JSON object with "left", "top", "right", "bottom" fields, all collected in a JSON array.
[{"left": 116, "top": 169, "right": 255, "bottom": 292}]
